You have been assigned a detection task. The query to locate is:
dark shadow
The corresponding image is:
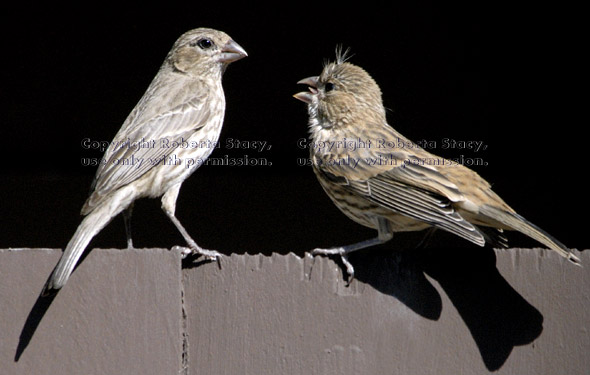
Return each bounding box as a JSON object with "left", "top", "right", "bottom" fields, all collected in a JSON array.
[
  {"left": 422, "top": 246, "right": 543, "bottom": 371},
  {"left": 349, "top": 245, "right": 544, "bottom": 371},
  {"left": 14, "top": 290, "right": 58, "bottom": 361},
  {"left": 181, "top": 253, "right": 223, "bottom": 270},
  {"left": 15, "top": 248, "right": 93, "bottom": 361},
  {"left": 352, "top": 247, "right": 442, "bottom": 320}
]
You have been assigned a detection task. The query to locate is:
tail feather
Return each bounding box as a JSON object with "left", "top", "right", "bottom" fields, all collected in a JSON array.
[
  {"left": 479, "top": 205, "right": 581, "bottom": 265},
  {"left": 477, "top": 226, "right": 509, "bottom": 249},
  {"left": 42, "top": 204, "right": 118, "bottom": 295}
]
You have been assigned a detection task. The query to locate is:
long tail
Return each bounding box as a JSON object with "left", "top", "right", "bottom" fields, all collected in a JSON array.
[
  {"left": 42, "top": 202, "right": 122, "bottom": 296},
  {"left": 480, "top": 204, "right": 581, "bottom": 264}
]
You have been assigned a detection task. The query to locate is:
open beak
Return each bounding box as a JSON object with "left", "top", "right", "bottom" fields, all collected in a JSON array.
[
  {"left": 219, "top": 40, "right": 248, "bottom": 63},
  {"left": 293, "top": 76, "right": 319, "bottom": 104}
]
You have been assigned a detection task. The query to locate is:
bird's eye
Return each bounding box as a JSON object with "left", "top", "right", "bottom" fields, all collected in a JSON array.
[
  {"left": 195, "top": 38, "right": 214, "bottom": 49},
  {"left": 324, "top": 82, "right": 335, "bottom": 92}
]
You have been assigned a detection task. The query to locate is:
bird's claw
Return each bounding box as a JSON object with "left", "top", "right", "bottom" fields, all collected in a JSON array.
[
  {"left": 340, "top": 254, "right": 355, "bottom": 285},
  {"left": 310, "top": 247, "right": 355, "bottom": 285},
  {"left": 173, "top": 246, "right": 222, "bottom": 264}
]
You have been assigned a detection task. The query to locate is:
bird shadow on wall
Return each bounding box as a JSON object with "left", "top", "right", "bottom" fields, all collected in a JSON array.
[
  {"left": 350, "top": 244, "right": 543, "bottom": 371},
  {"left": 14, "top": 281, "right": 58, "bottom": 361},
  {"left": 13, "top": 250, "right": 94, "bottom": 362}
]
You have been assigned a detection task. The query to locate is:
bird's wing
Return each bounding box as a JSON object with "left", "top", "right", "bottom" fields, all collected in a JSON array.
[
  {"left": 83, "top": 90, "right": 213, "bottom": 214},
  {"left": 316, "top": 147, "right": 486, "bottom": 246}
]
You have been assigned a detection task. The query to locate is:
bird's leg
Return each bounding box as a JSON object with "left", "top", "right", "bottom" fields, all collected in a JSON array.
[
  {"left": 166, "top": 212, "right": 222, "bottom": 261},
  {"left": 161, "top": 184, "right": 222, "bottom": 262},
  {"left": 123, "top": 202, "right": 135, "bottom": 249},
  {"left": 311, "top": 217, "right": 393, "bottom": 283}
]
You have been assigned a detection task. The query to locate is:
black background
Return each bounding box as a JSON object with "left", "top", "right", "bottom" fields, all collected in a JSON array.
[{"left": 1, "top": 2, "right": 586, "bottom": 256}]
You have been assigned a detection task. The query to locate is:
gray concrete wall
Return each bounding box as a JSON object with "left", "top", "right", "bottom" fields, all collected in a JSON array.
[{"left": 2, "top": 248, "right": 588, "bottom": 374}]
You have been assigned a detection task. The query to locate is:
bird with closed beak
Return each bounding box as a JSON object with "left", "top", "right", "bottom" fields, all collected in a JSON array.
[
  {"left": 294, "top": 51, "right": 580, "bottom": 282},
  {"left": 43, "top": 28, "right": 247, "bottom": 295}
]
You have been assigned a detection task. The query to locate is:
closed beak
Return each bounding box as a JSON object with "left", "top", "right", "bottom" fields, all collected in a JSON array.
[{"left": 219, "top": 40, "right": 248, "bottom": 63}]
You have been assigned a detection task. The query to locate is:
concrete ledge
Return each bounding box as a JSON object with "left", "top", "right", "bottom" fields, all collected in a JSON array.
[
  {"left": 2, "top": 248, "right": 183, "bottom": 374},
  {"left": 1, "top": 248, "right": 588, "bottom": 374}
]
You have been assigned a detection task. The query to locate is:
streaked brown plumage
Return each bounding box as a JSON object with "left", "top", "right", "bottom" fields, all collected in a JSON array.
[
  {"left": 43, "top": 28, "right": 247, "bottom": 295},
  {"left": 294, "top": 52, "right": 579, "bottom": 281}
]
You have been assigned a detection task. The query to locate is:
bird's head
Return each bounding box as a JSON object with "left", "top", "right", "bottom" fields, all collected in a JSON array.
[
  {"left": 294, "top": 52, "right": 386, "bottom": 133},
  {"left": 168, "top": 28, "right": 247, "bottom": 77}
]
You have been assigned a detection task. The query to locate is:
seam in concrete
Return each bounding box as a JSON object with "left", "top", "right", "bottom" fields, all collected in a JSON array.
[{"left": 180, "top": 261, "right": 189, "bottom": 375}]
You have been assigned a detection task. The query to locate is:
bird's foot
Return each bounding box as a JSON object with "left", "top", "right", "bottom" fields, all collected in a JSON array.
[
  {"left": 311, "top": 247, "right": 355, "bottom": 285},
  {"left": 173, "top": 246, "right": 222, "bottom": 264}
]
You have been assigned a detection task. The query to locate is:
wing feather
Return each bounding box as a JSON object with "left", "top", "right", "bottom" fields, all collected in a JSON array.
[
  {"left": 94, "top": 97, "right": 209, "bottom": 192},
  {"left": 318, "top": 148, "right": 486, "bottom": 246},
  {"left": 82, "top": 89, "right": 213, "bottom": 214}
]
